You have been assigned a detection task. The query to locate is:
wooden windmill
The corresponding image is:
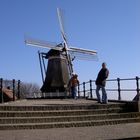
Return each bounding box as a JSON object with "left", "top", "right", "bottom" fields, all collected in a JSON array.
[{"left": 25, "top": 8, "right": 97, "bottom": 98}]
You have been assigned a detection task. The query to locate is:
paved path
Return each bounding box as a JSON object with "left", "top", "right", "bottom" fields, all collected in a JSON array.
[{"left": 0, "top": 123, "right": 140, "bottom": 140}]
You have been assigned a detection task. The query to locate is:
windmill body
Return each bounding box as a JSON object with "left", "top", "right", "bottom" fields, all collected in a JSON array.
[{"left": 40, "top": 49, "right": 70, "bottom": 94}]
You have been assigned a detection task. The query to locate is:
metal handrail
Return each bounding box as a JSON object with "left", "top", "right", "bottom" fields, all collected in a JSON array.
[{"left": 78, "top": 76, "right": 140, "bottom": 101}]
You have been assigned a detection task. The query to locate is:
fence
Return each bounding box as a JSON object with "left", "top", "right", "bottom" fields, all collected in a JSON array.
[
  {"left": 1, "top": 77, "right": 140, "bottom": 102},
  {"left": 0, "top": 78, "right": 21, "bottom": 103},
  {"left": 78, "top": 76, "right": 140, "bottom": 101}
]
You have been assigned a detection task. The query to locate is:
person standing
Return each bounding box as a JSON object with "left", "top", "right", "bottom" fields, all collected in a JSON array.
[
  {"left": 95, "top": 62, "right": 109, "bottom": 104},
  {"left": 69, "top": 73, "right": 79, "bottom": 99}
]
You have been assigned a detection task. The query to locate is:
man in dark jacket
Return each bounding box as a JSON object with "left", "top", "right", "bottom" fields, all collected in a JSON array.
[{"left": 95, "top": 62, "right": 109, "bottom": 104}]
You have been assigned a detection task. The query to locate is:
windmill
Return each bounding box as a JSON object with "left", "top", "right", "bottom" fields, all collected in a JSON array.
[{"left": 25, "top": 8, "right": 98, "bottom": 98}]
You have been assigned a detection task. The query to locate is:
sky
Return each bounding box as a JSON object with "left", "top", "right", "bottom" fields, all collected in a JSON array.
[{"left": 0, "top": 0, "right": 140, "bottom": 87}]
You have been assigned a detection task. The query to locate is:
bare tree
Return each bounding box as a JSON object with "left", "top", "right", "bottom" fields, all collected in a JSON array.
[
  {"left": 20, "top": 82, "right": 40, "bottom": 98},
  {"left": 2, "top": 79, "right": 40, "bottom": 99},
  {"left": 3, "top": 79, "right": 13, "bottom": 89}
]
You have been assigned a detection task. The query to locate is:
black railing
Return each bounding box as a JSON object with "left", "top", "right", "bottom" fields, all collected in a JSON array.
[
  {"left": 0, "top": 78, "right": 21, "bottom": 103},
  {"left": 78, "top": 76, "right": 140, "bottom": 101}
]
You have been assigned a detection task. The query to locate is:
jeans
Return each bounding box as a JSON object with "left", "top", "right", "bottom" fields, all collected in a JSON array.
[
  {"left": 71, "top": 86, "right": 77, "bottom": 99},
  {"left": 96, "top": 85, "right": 107, "bottom": 103}
]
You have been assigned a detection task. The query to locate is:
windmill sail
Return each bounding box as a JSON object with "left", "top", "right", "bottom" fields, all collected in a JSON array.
[
  {"left": 25, "top": 37, "right": 62, "bottom": 51},
  {"left": 69, "top": 51, "right": 98, "bottom": 61},
  {"left": 57, "top": 8, "right": 67, "bottom": 44},
  {"left": 25, "top": 36, "right": 98, "bottom": 61},
  {"left": 68, "top": 46, "right": 98, "bottom": 61},
  {"left": 57, "top": 8, "right": 73, "bottom": 75},
  {"left": 69, "top": 47, "right": 97, "bottom": 55}
]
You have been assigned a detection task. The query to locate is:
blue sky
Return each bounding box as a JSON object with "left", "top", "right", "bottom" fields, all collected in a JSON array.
[{"left": 0, "top": 0, "right": 140, "bottom": 86}]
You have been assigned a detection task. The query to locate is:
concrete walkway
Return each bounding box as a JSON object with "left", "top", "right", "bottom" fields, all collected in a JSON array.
[
  {"left": 0, "top": 99, "right": 120, "bottom": 106},
  {"left": 0, "top": 123, "right": 140, "bottom": 140}
]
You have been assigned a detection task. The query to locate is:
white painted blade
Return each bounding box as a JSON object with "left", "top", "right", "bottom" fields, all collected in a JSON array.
[
  {"left": 69, "top": 47, "right": 97, "bottom": 55},
  {"left": 68, "top": 47, "right": 98, "bottom": 61},
  {"left": 25, "top": 37, "right": 63, "bottom": 51},
  {"left": 69, "top": 51, "right": 98, "bottom": 61},
  {"left": 57, "top": 8, "right": 67, "bottom": 44}
]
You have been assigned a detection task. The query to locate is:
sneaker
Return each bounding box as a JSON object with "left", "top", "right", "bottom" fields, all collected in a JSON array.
[
  {"left": 101, "top": 102, "right": 107, "bottom": 104},
  {"left": 97, "top": 101, "right": 102, "bottom": 104}
]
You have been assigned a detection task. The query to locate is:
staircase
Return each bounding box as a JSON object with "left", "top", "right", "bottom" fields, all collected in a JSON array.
[{"left": 0, "top": 101, "right": 140, "bottom": 130}]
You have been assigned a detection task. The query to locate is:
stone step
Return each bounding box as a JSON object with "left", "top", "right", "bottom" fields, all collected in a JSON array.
[
  {"left": 0, "top": 118, "right": 139, "bottom": 130},
  {"left": 0, "top": 103, "right": 128, "bottom": 111},
  {"left": 0, "top": 112, "right": 139, "bottom": 124},
  {"left": 0, "top": 108, "right": 127, "bottom": 117},
  {"left": 0, "top": 101, "right": 138, "bottom": 130}
]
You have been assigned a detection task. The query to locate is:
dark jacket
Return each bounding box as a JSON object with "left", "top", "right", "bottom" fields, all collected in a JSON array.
[{"left": 95, "top": 68, "right": 109, "bottom": 86}]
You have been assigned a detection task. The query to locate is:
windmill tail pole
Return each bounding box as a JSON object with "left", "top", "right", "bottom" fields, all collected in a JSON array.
[{"left": 38, "top": 51, "right": 44, "bottom": 83}]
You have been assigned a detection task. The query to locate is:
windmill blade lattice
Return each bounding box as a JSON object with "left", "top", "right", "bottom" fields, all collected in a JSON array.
[
  {"left": 69, "top": 50, "right": 98, "bottom": 61},
  {"left": 57, "top": 8, "right": 68, "bottom": 45},
  {"left": 25, "top": 37, "right": 63, "bottom": 51},
  {"left": 68, "top": 46, "right": 98, "bottom": 61}
]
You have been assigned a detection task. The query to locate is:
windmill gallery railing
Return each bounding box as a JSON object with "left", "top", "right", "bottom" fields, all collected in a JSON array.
[
  {"left": 0, "top": 78, "right": 21, "bottom": 103},
  {"left": 78, "top": 76, "right": 140, "bottom": 101}
]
